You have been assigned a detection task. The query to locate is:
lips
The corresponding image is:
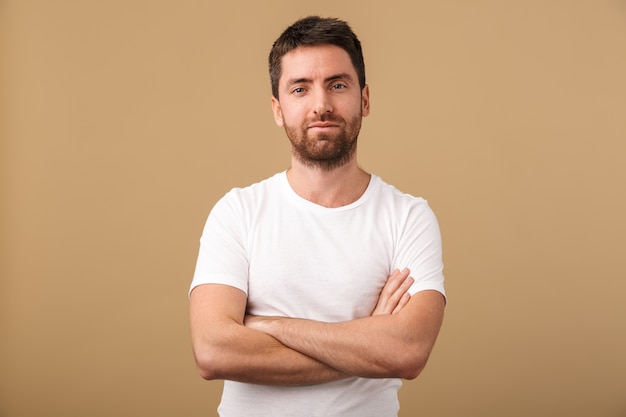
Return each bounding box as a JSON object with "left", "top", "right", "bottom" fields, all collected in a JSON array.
[{"left": 308, "top": 122, "right": 340, "bottom": 129}]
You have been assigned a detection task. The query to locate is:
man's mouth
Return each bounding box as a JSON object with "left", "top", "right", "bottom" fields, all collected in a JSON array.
[{"left": 308, "top": 122, "right": 340, "bottom": 130}]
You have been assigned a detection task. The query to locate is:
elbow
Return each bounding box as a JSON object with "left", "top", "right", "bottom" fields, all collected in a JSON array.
[
  {"left": 195, "top": 355, "right": 216, "bottom": 381},
  {"left": 393, "top": 350, "right": 430, "bottom": 380},
  {"left": 399, "top": 359, "right": 426, "bottom": 380},
  {"left": 193, "top": 348, "right": 223, "bottom": 381},
  {"left": 196, "top": 362, "right": 217, "bottom": 381}
]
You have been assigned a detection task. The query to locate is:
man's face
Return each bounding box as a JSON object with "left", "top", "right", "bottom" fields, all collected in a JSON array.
[{"left": 271, "top": 44, "right": 370, "bottom": 170}]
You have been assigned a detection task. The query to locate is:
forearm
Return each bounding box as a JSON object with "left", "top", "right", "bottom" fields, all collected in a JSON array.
[
  {"left": 193, "top": 322, "right": 348, "bottom": 385},
  {"left": 190, "top": 284, "right": 348, "bottom": 386},
  {"left": 247, "top": 315, "right": 410, "bottom": 378},
  {"left": 247, "top": 290, "right": 445, "bottom": 380}
]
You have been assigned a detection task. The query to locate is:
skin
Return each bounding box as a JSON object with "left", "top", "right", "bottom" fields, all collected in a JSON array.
[
  {"left": 271, "top": 44, "right": 371, "bottom": 207},
  {"left": 189, "top": 44, "right": 445, "bottom": 385},
  {"left": 272, "top": 45, "right": 368, "bottom": 174},
  {"left": 189, "top": 268, "right": 417, "bottom": 385}
]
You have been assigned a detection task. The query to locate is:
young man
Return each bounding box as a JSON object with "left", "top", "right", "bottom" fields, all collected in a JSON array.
[{"left": 189, "top": 16, "right": 446, "bottom": 417}]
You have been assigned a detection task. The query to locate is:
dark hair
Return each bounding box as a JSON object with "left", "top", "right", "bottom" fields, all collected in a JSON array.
[{"left": 269, "top": 16, "right": 366, "bottom": 99}]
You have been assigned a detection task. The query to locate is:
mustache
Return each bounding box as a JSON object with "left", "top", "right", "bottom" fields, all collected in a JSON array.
[{"left": 314, "top": 114, "right": 342, "bottom": 123}]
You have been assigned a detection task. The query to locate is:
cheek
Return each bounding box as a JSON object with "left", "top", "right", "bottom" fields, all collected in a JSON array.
[{"left": 279, "top": 106, "right": 303, "bottom": 127}]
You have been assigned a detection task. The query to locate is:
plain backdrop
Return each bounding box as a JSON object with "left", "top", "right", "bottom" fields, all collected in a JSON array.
[{"left": 1, "top": 1, "right": 625, "bottom": 416}]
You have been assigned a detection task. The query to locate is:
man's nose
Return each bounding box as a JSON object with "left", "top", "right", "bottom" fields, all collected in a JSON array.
[{"left": 313, "top": 90, "right": 333, "bottom": 115}]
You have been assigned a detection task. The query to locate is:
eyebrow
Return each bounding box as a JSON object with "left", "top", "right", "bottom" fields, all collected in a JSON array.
[{"left": 286, "top": 72, "right": 354, "bottom": 86}]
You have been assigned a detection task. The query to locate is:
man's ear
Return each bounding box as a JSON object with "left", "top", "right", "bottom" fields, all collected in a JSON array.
[
  {"left": 361, "top": 85, "right": 370, "bottom": 117},
  {"left": 271, "top": 96, "right": 284, "bottom": 127}
]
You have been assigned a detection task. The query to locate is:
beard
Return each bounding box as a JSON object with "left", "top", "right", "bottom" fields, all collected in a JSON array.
[{"left": 284, "top": 112, "right": 362, "bottom": 171}]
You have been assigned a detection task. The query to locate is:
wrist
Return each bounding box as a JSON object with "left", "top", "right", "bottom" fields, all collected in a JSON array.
[{"left": 245, "top": 315, "right": 283, "bottom": 336}]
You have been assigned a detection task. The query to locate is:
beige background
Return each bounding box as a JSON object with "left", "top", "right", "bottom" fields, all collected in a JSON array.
[{"left": 2, "top": 1, "right": 625, "bottom": 416}]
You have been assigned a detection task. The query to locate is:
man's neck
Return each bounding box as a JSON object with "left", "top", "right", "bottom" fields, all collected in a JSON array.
[{"left": 286, "top": 158, "right": 371, "bottom": 208}]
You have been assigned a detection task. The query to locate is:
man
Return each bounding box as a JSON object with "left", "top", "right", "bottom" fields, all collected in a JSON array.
[{"left": 189, "top": 16, "right": 445, "bottom": 417}]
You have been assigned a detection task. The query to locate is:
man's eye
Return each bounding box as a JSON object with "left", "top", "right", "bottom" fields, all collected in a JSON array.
[
  {"left": 292, "top": 87, "right": 305, "bottom": 94},
  {"left": 331, "top": 84, "right": 346, "bottom": 90}
]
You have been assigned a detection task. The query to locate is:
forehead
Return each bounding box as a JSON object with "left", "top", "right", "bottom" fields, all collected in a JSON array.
[{"left": 279, "top": 44, "right": 356, "bottom": 84}]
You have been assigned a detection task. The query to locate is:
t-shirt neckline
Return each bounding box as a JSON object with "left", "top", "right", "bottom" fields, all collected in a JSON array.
[{"left": 279, "top": 170, "right": 378, "bottom": 212}]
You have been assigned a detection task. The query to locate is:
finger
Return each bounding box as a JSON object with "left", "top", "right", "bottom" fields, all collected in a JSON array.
[
  {"left": 392, "top": 292, "right": 411, "bottom": 314},
  {"left": 380, "top": 268, "right": 410, "bottom": 298},
  {"left": 372, "top": 270, "right": 404, "bottom": 315},
  {"left": 384, "top": 273, "right": 413, "bottom": 303},
  {"left": 373, "top": 271, "right": 413, "bottom": 316},
  {"left": 397, "top": 275, "right": 414, "bottom": 294},
  {"left": 384, "top": 275, "right": 413, "bottom": 310}
]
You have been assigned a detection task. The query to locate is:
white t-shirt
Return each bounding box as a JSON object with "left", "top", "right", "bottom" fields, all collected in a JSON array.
[{"left": 190, "top": 171, "right": 445, "bottom": 417}]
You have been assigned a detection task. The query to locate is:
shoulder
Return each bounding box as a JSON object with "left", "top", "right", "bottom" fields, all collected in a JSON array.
[
  {"left": 201, "top": 172, "right": 285, "bottom": 238},
  {"left": 215, "top": 171, "right": 285, "bottom": 209},
  {"left": 224, "top": 171, "right": 284, "bottom": 198},
  {"left": 370, "top": 175, "right": 431, "bottom": 212},
  {"left": 367, "top": 175, "right": 441, "bottom": 235}
]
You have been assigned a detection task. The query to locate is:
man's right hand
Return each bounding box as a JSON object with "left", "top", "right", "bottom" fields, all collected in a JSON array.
[{"left": 371, "top": 268, "right": 414, "bottom": 316}]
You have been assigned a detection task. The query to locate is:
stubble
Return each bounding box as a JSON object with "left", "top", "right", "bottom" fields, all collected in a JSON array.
[{"left": 285, "top": 113, "right": 362, "bottom": 171}]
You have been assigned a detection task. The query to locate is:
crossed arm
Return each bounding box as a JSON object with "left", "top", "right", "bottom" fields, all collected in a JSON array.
[{"left": 189, "top": 268, "right": 444, "bottom": 386}]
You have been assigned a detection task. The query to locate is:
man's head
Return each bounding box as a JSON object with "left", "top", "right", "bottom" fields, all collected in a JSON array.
[{"left": 269, "top": 16, "right": 366, "bottom": 100}]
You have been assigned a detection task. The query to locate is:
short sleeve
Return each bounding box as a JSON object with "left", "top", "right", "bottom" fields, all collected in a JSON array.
[
  {"left": 189, "top": 192, "right": 250, "bottom": 296},
  {"left": 393, "top": 200, "right": 446, "bottom": 300}
]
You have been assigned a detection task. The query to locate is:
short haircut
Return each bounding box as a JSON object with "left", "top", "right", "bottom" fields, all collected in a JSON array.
[{"left": 269, "top": 16, "right": 366, "bottom": 99}]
